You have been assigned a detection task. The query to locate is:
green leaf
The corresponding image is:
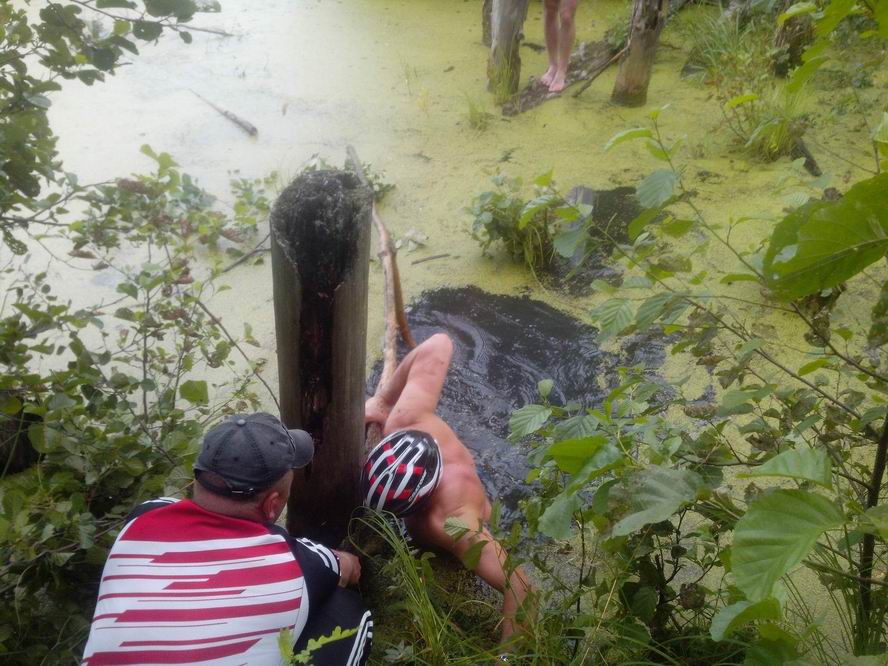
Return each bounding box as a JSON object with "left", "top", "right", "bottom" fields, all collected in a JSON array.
[
  {"left": 815, "top": 0, "right": 855, "bottom": 36},
  {"left": 739, "top": 448, "right": 832, "bottom": 488},
  {"left": 711, "top": 598, "right": 781, "bottom": 641},
  {"left": 591, "top": 298, "right": 633, "bottom": 338},
  {"left": 724, "top": 94, "right": 759, "bottom": 111},
  {"left": 763, "top": 174, "right": 888, "bottom": 300},
  {"left": 545, "top": 434, "right": 610, "bottom": 474},
  {"left": 869, "top": 279, "right": 888, "bottom": 348},
  {"left": 537, "top": 378, "right": 554, "bottom": 399},
  {"left": 538, "top": 492, "right": 580, "bottom": 540},
  {"left": 552, "top": 414, "right": 599, "bottom": 440},
  {"left": 604, "top": 127, "right": 653, "bottom": 152},
  {"left": 611, "top": 467, "right": 704, "bottom": 537},
  {"left": 861, "top": 505, "right": 888, "bottom": 540},
  {"left": 179, "top": 379, "right": 208, "bottom": 405},
  {"left": 778, "top": 2, "right": 817, "bottom": 25},
  {"left": 553, "top": 227, "right": 585, "bottom": 258},
  {"left": 628, "top": 208, "right": 660, "bottom": 240},
  {"left": 0, "top": 394, "right": 22, "bottom": 415},
  {"left": 444, "top": 516, "right": 471, "bottom": 542},
  {"left": 133, "top": 19, "right": 164, "bottom": 41},
  {"left": 661, "top": 217, "right": 694, "bottom": 237},
  {"left": 733, "top": 489, "right": 844, "bottom": 601},
  {"left": 720, "top": 273, "right": 760, "bottom": 284},
  {"left": 518, "top": 195, "right": 557, "bottom": 230},
  {"left": 509, "top": 404, "right": 552, "bottom": 439},
  {"left": 636, "top": 169, "right": 678, "bottom": 209},
  {"left": 798, "top": 358, "right": 830, "bottom": 375},
  {"left": 461, "top": 539, "right": 488, "bottom": 569},
  {"left": 635, "top": 293, "right": 673, "bottom": 330},
  {"left": 787, "top": 54, "right": 829, "bottom": 93}
]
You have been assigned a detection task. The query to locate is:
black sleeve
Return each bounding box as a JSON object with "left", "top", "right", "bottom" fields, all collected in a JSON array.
[
  {"left": 269, "top": 525, "right": 341, "bottom": 605},
  {"left": 124, "top": 497, "right": 178, "bottom": 524}
]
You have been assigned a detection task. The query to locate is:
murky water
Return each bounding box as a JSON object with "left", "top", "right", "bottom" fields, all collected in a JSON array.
[{"left": 369, "top": 286, "right": 668, "bottom": 515}]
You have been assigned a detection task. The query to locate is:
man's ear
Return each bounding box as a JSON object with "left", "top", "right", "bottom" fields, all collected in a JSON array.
[{"left": 259, "top": 489, "right": 283, "bottom": 523}]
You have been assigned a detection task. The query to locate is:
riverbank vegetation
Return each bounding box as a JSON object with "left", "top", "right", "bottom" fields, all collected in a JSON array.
[{"left": 1, "top": 0, "right": 887, "bottom": 663}]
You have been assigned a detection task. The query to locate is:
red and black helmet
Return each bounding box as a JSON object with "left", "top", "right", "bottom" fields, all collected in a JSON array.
[{"left": 362, "top": 429, "right": 443, "bottom": 516}]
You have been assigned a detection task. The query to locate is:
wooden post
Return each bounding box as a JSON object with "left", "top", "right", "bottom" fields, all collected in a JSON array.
[
  {"left": 611, "top": 0, "right": 669, "bottom": 107},
  {"left": 488, "top": 0, "right": 529, "bottom": 103},
  {"left": 271, "top": 170, "right": 372, "bottom": 544},
  {"left": 482, "top": 0, "right": 493, "bottom": 47}
]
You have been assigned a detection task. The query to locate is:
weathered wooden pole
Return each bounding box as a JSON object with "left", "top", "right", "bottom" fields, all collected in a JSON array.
[
  {"left": 488, "top": 0, "right": 529, "bottom": 103},
  {"left": 482, "top": 0, "right": 493, "bottom": 47},
  {"left": 271, "top": 170, "right": 372, "bottom": 544},
  {"left": 611, "top": 0, "right": 669, "bottom": 107}
]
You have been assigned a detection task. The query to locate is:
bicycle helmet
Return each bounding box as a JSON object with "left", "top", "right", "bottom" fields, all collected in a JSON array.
[{"left": 362, "top": 429, "right": 443, "bottom": 516}]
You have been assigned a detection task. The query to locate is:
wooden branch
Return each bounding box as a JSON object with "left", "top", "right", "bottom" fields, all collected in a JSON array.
[{"left": 346, "top": 146, "right": 416, "bottom": 450}]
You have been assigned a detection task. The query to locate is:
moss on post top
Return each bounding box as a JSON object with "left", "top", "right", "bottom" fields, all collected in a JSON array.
[{"left": 270, "top": 169, "right": 371, "bottom": 294}]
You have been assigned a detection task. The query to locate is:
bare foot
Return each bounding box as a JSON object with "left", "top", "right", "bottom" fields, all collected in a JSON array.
[
  {"left": 548, "top": 70, "right": 567, "bottom": 93},
  {"left": 540, "top": 64, "right": 556, "bottom": 87}
]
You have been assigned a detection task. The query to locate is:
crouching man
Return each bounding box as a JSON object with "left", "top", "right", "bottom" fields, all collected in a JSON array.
[
  {"left": 82, "top": 413, "right": 372, "bottom": 665},
  {"left": 364, "top": 333, "right": 534, "bottom": 643}
]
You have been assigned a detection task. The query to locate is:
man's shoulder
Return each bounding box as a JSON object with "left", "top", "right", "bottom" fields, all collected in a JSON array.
[
  {"left": 267, "top": 524, "right": 341, "bottom": 577},
  {"left": 124, "top": 497, "right": 180, "bottom": 523}
]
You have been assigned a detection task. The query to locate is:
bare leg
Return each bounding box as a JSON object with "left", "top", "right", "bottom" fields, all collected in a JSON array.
[
  {"left": 549, "top": 0, "right": 578, "bottom": 92},
  {"left": 541, "top": 0, "right": 560, "bottom": 86}
]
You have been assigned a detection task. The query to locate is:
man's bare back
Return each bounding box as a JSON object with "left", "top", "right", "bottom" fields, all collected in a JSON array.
[{"left": 365, "top": 333, "right": 533, "bottom": 642}]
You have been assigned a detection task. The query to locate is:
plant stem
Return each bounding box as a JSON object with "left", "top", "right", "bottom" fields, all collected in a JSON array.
[{"left": 857, "top": 415, "right": 888, "bottom": 648}]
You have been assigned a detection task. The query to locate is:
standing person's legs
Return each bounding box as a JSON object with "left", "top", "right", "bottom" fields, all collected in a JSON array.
[
  {"left": 549, "top": 0, "right": 578, "bottom": 92},
  {"left": 541, "top": 0, "right": 561, "bottom": 85}
]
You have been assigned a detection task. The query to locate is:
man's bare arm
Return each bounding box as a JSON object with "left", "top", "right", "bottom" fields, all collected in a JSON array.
[{"left": 366, "top": 333, "right": 453, "bottom": 429}]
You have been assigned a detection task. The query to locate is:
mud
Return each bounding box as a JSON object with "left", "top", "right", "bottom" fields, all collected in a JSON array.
[{"left": 369, "top": 287, "right": 669, "bottom": 518}]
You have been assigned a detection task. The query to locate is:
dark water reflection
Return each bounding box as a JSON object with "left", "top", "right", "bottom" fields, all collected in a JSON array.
[{"left": 368, "top": 287, "right": 667, "bottom": 518}]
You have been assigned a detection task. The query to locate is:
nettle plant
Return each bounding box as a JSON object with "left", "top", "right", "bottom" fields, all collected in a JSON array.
[
  {"left": 509, "top": 103, "right": 888, "bottom": 662},
  {"left": 0, "top": 149, "right": 272, "bottom": 662}
]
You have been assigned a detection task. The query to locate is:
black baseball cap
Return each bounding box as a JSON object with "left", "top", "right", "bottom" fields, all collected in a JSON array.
[{"left": 194, "top": 412, "right": 314, "bottom": 498}]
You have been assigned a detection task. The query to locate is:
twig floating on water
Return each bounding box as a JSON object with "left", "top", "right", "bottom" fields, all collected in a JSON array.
[
  {"left": 190, "top": 90, "right": 258, "bottom": 137},
  {"left": 411, "top": 253, "right": 451, "bottom": 265}
]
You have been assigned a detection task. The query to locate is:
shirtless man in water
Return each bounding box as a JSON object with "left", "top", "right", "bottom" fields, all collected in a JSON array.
[
  {"left": 541, "top": 0, "right": 579, "bottom": 93},
  {"left": 365, "top": 333, "right": 533, "bottom": 642}
]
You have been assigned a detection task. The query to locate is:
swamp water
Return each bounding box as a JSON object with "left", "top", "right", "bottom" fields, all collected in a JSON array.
[{"left": 369, "top": 286, "right": 668, "bottom": 516}]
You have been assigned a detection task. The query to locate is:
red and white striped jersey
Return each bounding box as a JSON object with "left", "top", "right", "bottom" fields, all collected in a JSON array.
[{"left": 82, "top": 498, "right": 340, "bottom": 665}]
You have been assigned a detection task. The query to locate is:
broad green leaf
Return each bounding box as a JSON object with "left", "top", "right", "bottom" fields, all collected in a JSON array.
[
  {"left": 591, "top": 298, "right": 633, "bottom": 338},
  {"left": 778, "top": 2, "right": 817, "bottom": 25},
  {"left": 518, "top": 195, "right": 557, "bottom": 230},
  {"left": 739, "top": 448, "right": 832, "bottom": 488},
  {"left": 711, "top": 598, "right": 781, "bottom": 641},
  {"left": 0, "top": 394, "right": 21, "bottom": 415},
  {"left": 661, "top": 217, "right": 694, "bottom": 237},
  {"left": 862, "top": 505, "right": 888, "bottom": 540},
  {"left": 628, "top": 208, "right": 660, "bottom": 240},
  {"left": 635, "top": 293, "right": 672, "bottom": 330},
  {"left": 179, "top": 379, "right": 208, "bottom": 405},
  {"left": 552, "top": 414, "right": 599, "bottom": 440},
  {"left": 877, "top": 0, "right": 888, "bottom": 38},
  {"left": 545, "top": 434, "right": 610, "bottom": 474},
  {"left": 787, "top": 54, "right": 829, "bottom": 93},
  {"left": 763, "top": 174, "right": 888, "bottom": 301},
  {"left": 553, "top": 227, "right": 585, "bottom": 258},
  {"left": 636, "top": 169, "right": 678, "bottom": 209},
  {"left": 611, "top": 467, "right": 704, "bottom": 537},
  {"left": 733, "top": 489, "right": 844, "bottom": 601},
  {"left": 798, "top": 358, "right": 830, "bottom": 375},
  {"left": 509, "top": 404, "right": 552, "bottom": 439},
  {"left": 538, "top": 492, "right": 579, "bottom": 540},
  {"left": 444, "top": 516, "right": 471, "bottom": 542},
  {"left": 815, "top": 0, "right": 855, "bottom": 36},
  {"left": 604, "top": 127, "right": 653, "bottom": 152}
]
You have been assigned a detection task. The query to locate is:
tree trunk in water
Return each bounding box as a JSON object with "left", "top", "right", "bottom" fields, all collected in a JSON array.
[
  {"left": 488, "top": 0, "right": 529, "bottom": 103},
  {"left": 482, "top": 0, "right": 493, "bottom": 47},
  {"left": 611, "top": 0, "right": 669, "bottom": 107},
  {"left": 271, "top": 170, "right": 372, "bottom": 545}
]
